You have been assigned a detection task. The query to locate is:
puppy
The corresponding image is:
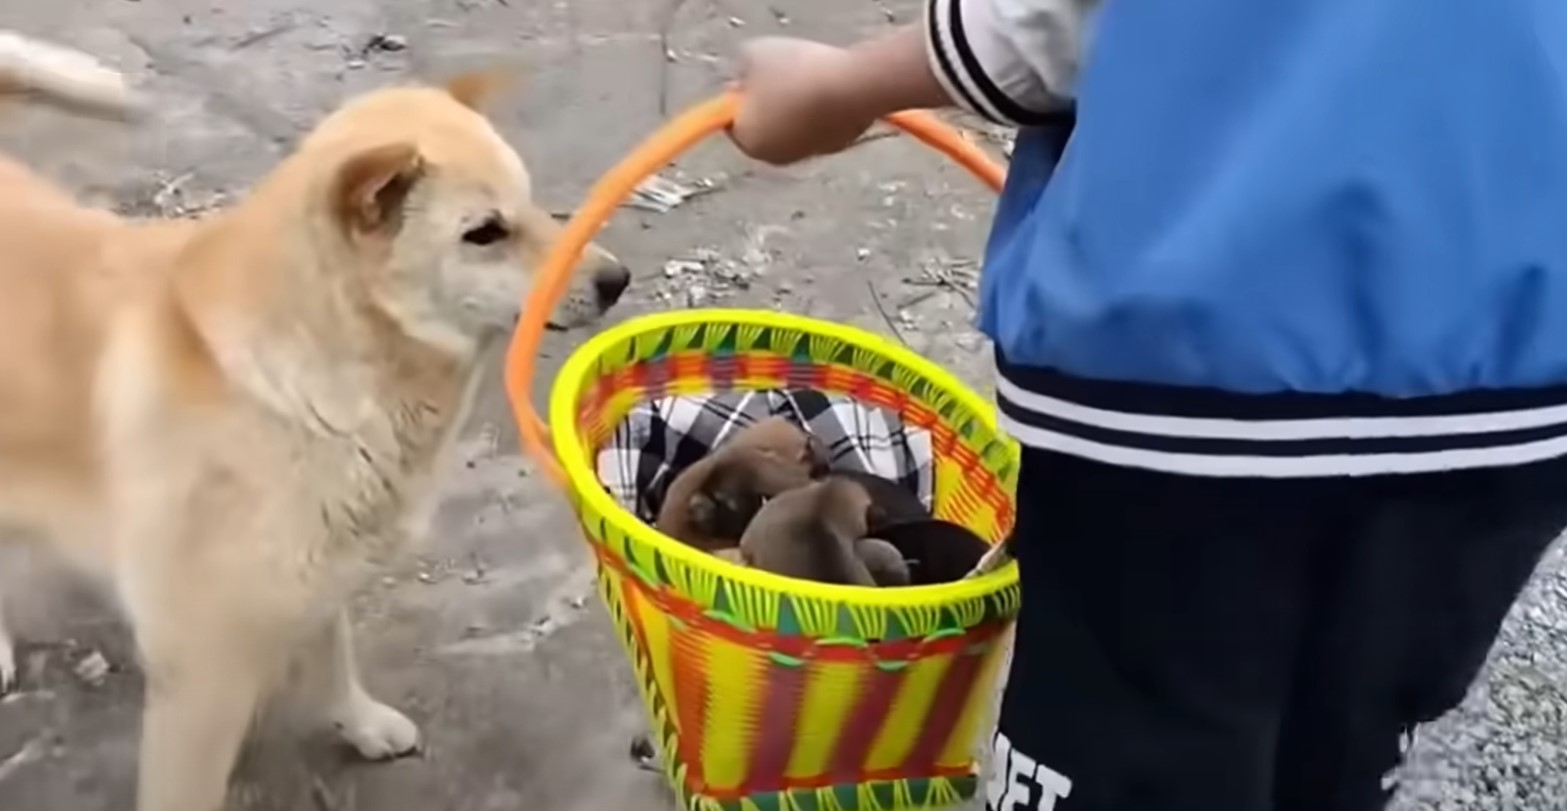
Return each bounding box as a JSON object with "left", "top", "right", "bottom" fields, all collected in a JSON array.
[
  {"left": 656, "top": 416, "right": 827, "bottom": 551},
  {"left": 828, "top": 469, "right": 932, "bottom": 530},
  {"left": 738, "top": 477, "right": 909, "bottom": 587},
  {"left": 0, "top": 51, "right": 629, "bottom": 811},
  {"left": 875, "top": 518, "right": 992, "bottom": 585},
  {"left": 854, "top": 536, "right": 913, "bottom": 586}
]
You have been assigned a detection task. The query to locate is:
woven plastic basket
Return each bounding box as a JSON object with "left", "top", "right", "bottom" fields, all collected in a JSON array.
[{"left": 507, "top": 93, "right": 1021, "bottom": 811}]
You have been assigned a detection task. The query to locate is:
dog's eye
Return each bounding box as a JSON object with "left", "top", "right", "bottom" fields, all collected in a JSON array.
[{"left": 462, "top": 216, "right": 510, "bottom": 246}]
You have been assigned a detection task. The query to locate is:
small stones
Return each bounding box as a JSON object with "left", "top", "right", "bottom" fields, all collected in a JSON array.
[{"left": 73, "top": 651, "right": 110, "bottom": 687}]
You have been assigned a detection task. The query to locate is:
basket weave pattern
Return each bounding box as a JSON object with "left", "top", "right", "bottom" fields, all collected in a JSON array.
[{"left": 556, "top": 313, "right": 1022, "bottom": 811}]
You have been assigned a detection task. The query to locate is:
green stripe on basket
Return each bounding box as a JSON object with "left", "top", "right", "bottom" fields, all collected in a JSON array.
[
  {"left": 775, "top": 596, "right": 801, "bottom": 636},
  {"left": 703, "top": 608, "right": 757, "bottom": 634},
  {"left": 714, "top": 326, "right": 738, "bottom": 355},
  {"left": 866, "top": 780, "right": 898, "bottom": 809},
  {"left": 922, "top": 626, "right": 966, "bottom": 643},
  {"left": 790, "top": 338, "right": 812, "bottom": 364},
  {"left": 743, "top": 793, "right": 782, "bottom": 811},
  {"left": 882, "top": 610, "right": 911, "bottom": 643},
  {"left": 651, "top": 328, "right": 675, "bottom": 359},
  {"left": 788, "top": 788, "right": 821, "bottom": 811},
  {"left": 767, "top": 651, "right": 806, "bottom": 668},
  {"left": 818, "top": 636, "right": 869, "bottom": 649}
]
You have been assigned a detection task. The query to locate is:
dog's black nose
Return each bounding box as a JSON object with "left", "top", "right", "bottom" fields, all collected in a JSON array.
[{"left": 594, "top": 264, "right": 631, "bottom": 307}]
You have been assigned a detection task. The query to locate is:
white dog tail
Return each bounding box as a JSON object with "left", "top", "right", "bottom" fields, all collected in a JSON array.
[{"left": 0, "top": 32, "right": 144, "bottom": 121}]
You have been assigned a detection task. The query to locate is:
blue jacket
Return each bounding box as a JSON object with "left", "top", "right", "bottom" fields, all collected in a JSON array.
[{"left": 927, "top": 0, "right": 1567, "bottom": 476}]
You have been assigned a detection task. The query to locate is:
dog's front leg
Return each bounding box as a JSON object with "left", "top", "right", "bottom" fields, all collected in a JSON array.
[
  {"left": 0, "top": 592, "right": 15, "bottom": 693},
  {"left": 307, "top": 611, "right": 420, "bottom": 760},
  {"left": 135, "top": 637, "right": 271, "bottom": 811}
]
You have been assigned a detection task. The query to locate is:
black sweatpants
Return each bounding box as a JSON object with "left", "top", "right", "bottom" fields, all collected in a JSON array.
[{"left": 987, "top": 447, "right": 1567, "bottom": 811}]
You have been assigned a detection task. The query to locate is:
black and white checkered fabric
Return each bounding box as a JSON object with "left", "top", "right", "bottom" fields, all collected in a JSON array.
[{"left": 598, "top": 389, "right": 935, "bottom": 522}]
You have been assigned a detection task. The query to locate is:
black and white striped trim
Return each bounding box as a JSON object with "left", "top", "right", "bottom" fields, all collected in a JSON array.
[
  {"left": 997, "top": 361, "right": 1567, "bottom": 477},
  {"left": 925, "top": 0, "right": 1071, "bottom": 127}
]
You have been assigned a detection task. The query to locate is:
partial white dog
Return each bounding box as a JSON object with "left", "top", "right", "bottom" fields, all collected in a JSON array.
[{"left": 0, "top": 33, "right": 629, "bottom": 811}]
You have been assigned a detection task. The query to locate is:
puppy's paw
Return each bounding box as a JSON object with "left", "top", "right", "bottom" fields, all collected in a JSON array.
[{"left": 333, "top": 697, "right": 421, "bottom": 760}]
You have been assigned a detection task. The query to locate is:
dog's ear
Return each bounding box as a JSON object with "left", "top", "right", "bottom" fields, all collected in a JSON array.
[
  {"left": 332, "top": 142, "right": 423, "bottom": 236},
  {"left": 443, "top": 67, "right": 517, "bottom": 113}
]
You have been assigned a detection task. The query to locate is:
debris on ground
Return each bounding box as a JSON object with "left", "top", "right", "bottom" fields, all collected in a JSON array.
[
  {"left": 626, "top": 172, "right": 726, "bottom": 214},
  {"left": 0, "top": 735, "right": 49, "bottom": 784},
  {"left": 628, "top": 734, "right": 660, "bottom": 772},
  {"left": 653, "top": 248, "right": 747, "bottom": 307},
  {"left": 73, "top": 651, "right": 110, "bottom": 687},
  {"left": 462, "top": 553, "right": 489, "bottom": 585},
  {"left": 904, "top": 256, "right": 979, "bottom": 310},
  {"left": 364, "top": 33, "right": 408, "bottom": 53},
  {"left": 115, "top": 172, "right": 228, "bottom": 220},
  {"left": 942, "top": 111, "right": 1017, "bottom": 160}
]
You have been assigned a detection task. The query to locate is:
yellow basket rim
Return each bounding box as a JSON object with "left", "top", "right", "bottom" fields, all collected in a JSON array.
[{"left": 549, "top": 307, "right": 1020, "bottom": 610}]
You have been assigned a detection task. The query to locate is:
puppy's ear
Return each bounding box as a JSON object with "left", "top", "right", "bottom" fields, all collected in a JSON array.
[
  {"left": 687, "top": 493, "right": 718, "bottom": 533},
  {"left": 864, "top": 501, "right": 888, "bottom": 534},
  {"left": 332, "top": 142, "right": 423, "bottom": 236},
  {"left": 443, "top": 67, "right": 518, "bottom": 113},
  {"left": 804, "top": 434, "right": 831, "bottom": 477}
]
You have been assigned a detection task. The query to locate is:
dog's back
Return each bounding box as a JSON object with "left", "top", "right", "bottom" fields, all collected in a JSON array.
[{"left": 0, "top": 33, "right": 162, "bottom": 557}]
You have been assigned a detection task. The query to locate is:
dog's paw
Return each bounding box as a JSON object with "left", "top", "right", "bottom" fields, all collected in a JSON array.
[
  {"left": 333, "top": 698, "right": 420, "bottom": 761},
  {"left": 0, "top": 636, "right": 15, "bottom": 695}
]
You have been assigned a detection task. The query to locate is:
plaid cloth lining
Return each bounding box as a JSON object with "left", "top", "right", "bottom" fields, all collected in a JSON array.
[{"left": 599, "top": 389, "right": 935, "bottom": 522}]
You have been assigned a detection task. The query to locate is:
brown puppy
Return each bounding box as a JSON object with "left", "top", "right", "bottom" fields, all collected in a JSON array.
[
  {"left": 828, "top": 470, "right": 932, "bottom": 530},
  {"left": 738, "top": 477, "right": 909, "bottom": 586},
  {"left": 656, "top": 416, "right": 827, "bottom": 551},
  {"left": 854, "top": 537, "right": 912, "bottom": 586}
]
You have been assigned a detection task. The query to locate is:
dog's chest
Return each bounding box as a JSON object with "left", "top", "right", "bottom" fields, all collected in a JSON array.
[{"left": 304, "top": 378, "right": 474, "bottom": 562}]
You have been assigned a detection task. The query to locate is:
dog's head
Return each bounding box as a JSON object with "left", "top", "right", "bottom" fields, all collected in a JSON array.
[{"left": 305, "top": 71, "right": 629, "bottom": 354}]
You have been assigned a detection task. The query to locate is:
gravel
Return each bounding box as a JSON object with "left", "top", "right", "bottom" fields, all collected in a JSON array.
[{"left": 1393, "top": 537, "right": 1567, "bottom": 811}]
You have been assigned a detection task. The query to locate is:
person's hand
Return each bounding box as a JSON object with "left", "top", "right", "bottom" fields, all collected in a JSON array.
[{"left": 728, "top": 37, "right": 878, "bottom": 166}]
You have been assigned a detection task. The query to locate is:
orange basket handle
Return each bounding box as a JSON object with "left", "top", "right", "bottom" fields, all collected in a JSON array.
[{"left": 505, "top": 91, "right": 1007, "bottom": 487}]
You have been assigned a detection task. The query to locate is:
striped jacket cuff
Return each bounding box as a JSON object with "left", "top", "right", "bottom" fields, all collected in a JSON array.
[
  {"left": 996, "top": 359, "right": 1567, "bottom": 478},
  {"left": 924, "top": 0, "right": 1084, "bottom": 127}
]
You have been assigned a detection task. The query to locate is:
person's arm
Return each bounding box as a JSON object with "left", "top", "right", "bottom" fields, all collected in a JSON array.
[{"left": 729, "top": 0, "right": 1094, "bottom": 165}]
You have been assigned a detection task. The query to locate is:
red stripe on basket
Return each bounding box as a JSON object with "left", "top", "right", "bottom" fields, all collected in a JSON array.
[
  {"left": 709, "top": 354, "right": 739, "bottom": 389},
  {"left": 825, "top": 666, "right": 905, "bottom": 783},
  {"left": 668, "top": 622, "right": 711, "bottom": 791},
  {"left": 903, "top": 648, "right": 987, "bottom": 771},
  {"left": 904, "top": 401, "right": 938, "bottom": 431},
  {"left": 593, "top": 549, "right": 1009, "bottom": 664},
  {"left": 706, "top": 764, "right": 976, "bottom": 800},
  {"left": 671, "top": 352, "right": 709, "bottom": 385},
  {"left": 743, "top": 656, "right": 810, "bottom": 792},
  {"left": 736, "top": 354, "right": 785, "bottom": 381},
  {"left": 784, "top": 359, "right": 820, "bottom": 389}
]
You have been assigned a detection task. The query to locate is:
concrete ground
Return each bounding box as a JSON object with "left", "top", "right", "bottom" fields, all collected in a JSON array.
[{"left": 4, "top": 1, "right": 1567, "bottom": 810}]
